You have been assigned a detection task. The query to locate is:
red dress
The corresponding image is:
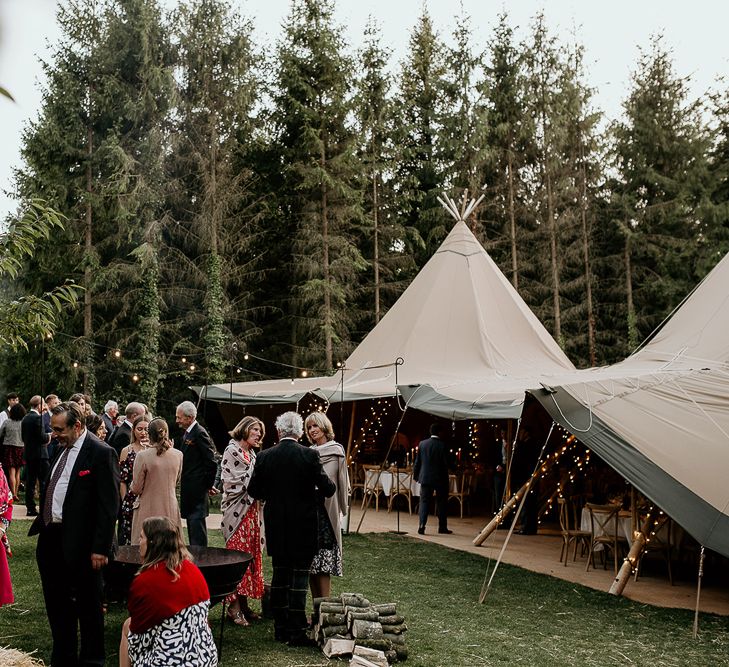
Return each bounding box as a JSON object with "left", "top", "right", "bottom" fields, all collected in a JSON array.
[
  {"left": 0, "top": 464, "right": 14, "bottom": 606},
  {"left": 226, "top": 499, "right": 264, "bottom": 600}
]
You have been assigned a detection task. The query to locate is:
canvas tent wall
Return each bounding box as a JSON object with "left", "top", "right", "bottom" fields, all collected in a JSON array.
[
  {"left": 195, "top": 219, "right": 575, "bottom": 415},
  {"left": 531, "top": 250, "right": 729, "bottom": 559}
]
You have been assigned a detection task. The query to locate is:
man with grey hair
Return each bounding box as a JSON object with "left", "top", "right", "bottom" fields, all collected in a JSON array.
[
  {"left": 175, "top": 400, "right": 217, "bottom": 546},
  {"left": 101, "top": 400, "right": 118, "bottom": 443},
  {"left": 108, "top": 401, "right": 145, "bottom": 456},
  {"left": 248, "top": 411, "right": 335, "bottom": 646}
]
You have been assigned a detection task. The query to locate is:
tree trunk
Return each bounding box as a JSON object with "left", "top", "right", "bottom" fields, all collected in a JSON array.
[
  {"left": 373, "top": 169, "right": 380, "bottom": 323},
  {"left": 507, "top": 150, "right": 518, "bottom": 290},
  {"left": 579, "top": 146, "right": 596, "bottom": 365},
  {"left": 624, "top": 232, "right": 638, "bottom": 350},
  {"left": 321, "top": 136, "right": 332, "bottom": 370},
  {"left": 84, "top": 121, "right": 93, "bottom": 393}
]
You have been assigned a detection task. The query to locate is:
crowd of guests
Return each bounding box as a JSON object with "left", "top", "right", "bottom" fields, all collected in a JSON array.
[{"left": 0, "top": 390, "right": 350, "bottom": 665}]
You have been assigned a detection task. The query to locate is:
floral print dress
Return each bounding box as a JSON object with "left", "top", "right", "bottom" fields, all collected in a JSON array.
[{"left": 118, "top": 448, "right": 138, "bottom": 545}]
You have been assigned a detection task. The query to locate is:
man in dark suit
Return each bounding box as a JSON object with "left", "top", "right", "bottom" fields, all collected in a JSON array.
[
  {"left": 43, "top": 394, "right": 60, "bottom": 460},
  {"left": 108, "top": 401, "right": 144, "bottom": 456},
  {"left": 175, "top": 400, "right": 217, "bottom": 547},
  {"left": 248, "top": 411, "right": 335, "bottom": 646},
  {"left": 21, "top": 395, "right": 50, "bottom": 516},
  {"left": 29, "top": 401, "right": 120, "bottom": 666},
  {"left": 413, "top": 422, "right": 452, "bottom": 535},
  {"left": 100, "top": 400, "right": 118, "bottom": 443}
]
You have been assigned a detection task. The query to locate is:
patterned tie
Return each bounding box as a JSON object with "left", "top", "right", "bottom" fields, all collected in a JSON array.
[{"left": 42, "top": 447, "right": 71, "bottom": 525}]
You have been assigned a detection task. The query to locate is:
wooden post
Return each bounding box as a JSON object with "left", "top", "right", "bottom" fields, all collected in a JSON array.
[
  {"left": 473, "top": 479, "right": 529, "bottom": 546},
  {"left": 608, "top": 509, "right": 654, "bottom": 596}
]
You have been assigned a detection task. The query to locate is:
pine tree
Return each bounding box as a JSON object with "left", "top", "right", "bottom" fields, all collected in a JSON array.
[
  {"left": 392, "top": 8, "right": 449, "bottom": 267},
  {"left": 353, "top": 18, "right": 415, "bottom": 329},
  {"left": 269, "top": 0, "right": 366, "bottom": 372},
  {"left": 165, "top": 0, "right": 262, "bottom": 386},
  {"left": 610, "top": 36, "right": 712, "bottom": 348},
  {"left": 476, "top": 12, "right": 534, "bottom": 287}
]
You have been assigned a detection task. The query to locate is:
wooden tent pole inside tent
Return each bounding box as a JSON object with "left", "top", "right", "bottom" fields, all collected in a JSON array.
[
  {"left": 608, "top": 508, "right": 655, "bottom": 596},
  {"left": 343, "top": 401, "right": 357, "bottom": 534}
]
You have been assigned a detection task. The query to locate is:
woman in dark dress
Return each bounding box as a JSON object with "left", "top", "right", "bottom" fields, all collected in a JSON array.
[{"left": 118, "top": 415, "right": 150, "bottom": 545}]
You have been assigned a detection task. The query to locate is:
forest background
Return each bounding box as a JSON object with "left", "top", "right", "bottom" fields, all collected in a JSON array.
[{"left": 1, "top": 0, "right": 728, "bottom": 418}]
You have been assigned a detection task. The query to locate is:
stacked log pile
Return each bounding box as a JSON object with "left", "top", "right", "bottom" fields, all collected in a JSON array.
[{"left": 311, "top": 593, "right": 409, "bottom": 664}]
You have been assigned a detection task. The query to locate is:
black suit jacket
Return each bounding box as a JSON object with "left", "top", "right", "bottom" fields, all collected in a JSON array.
[
  {"left": 21, "top": 410, "right": 48, "bottom": 461},
  {"left": 177, "top": 422, "right": 217, "bottom": 517},
  {"left": 413, "top": 435, "right": 450, "bottom": 487},
  {"left": 29, "top": 431, "right": 120, "bottom": 563},
  {"left": 108, "top": 421, "right": 131, "bottom": 456},
  {"left": 101, "top": 413, "right": 115, "bottom": 443},
  {"left": 248, "top": 438, "right": 335, "bottom": 563}
]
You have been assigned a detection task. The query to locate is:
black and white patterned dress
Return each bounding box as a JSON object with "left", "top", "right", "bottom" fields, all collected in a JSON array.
[{"left": 127, "top": 600, "right": 217, "bottom": 666}]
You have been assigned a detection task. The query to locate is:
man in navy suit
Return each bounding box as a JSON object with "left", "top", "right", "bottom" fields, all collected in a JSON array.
[
  {"left": 413, "top": 422, "right": 452, "bottom": 535},
  {"left": 29, "top": 401, "right": 120, "bottom": 666}
]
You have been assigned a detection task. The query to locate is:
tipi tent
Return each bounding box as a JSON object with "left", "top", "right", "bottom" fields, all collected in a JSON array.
[
  {"left": 197, "top": 213, "right": 575, "bottom": 415},
  {"left": 530, "top": 251, "right": 729, "bottom": 558}
]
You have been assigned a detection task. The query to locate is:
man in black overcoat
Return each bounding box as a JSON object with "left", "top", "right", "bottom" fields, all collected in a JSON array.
[
  {"left": 413, "top": 422, "right": 452, "bottom": 535},
  {"left": 108, "top": 401, "right": 145, "bottom": 456},
  {"left": 248, "top": 411, "right": 335, "bottom": 646},
  {"left": 29, "top": 401, "right": 120, "bottom": 666},
  {"left": 21, "top": 395, "right": 49, "bottom": 516},
  {"left": 175, "top": 400, "right": 218, "bottom": 547}
]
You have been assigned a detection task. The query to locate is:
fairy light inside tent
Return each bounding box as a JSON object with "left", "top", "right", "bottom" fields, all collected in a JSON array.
[{"left": 350, "top": 398, "right": 391, "bottom": 461}]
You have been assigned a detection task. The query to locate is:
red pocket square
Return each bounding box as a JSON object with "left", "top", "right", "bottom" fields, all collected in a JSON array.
[{"left": 78, "top": 469, "right": 91, "bottom": 477}]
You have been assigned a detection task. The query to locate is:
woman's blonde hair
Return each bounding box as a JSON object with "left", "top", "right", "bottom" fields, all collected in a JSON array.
[
  {"left": 229, "top": 416, "right": 265, "bottom": 444},
  {"left": 305, "top": 411, "right": 335, "bottom": 444},
  {"left": 148, "top": 417, "right": 173, "bottom": 456},
  {"left": 138, "top": 516, "right": 191, "bottom": 581}
]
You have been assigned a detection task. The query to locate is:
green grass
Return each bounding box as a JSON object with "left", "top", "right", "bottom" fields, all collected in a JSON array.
[{"left": 1, "top": 528, "right": 729, "bottom": 666}]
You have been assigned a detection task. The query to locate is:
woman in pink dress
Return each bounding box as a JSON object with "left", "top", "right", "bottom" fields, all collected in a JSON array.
[
  {"left": 220, "top": 416, "right": 265, "bottom": 626},
  {"left": 130, "top": 418, "right": 183, "bottom": 545},
  {"left": 0, "top": 462, "right": 14, "bottom": 607}
]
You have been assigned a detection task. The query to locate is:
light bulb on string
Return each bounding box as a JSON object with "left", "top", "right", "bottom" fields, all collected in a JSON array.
[
  {"left": 114, "top": 349, "right": 121, "bottom": 359},
  {"left": 181, "top": 357, "right": 187, "bottom": 363},
  {"left": 189, "top": 364, "right": 195, "bottom": 372},
  {"left": 132, "top": 374, "right": 139, "bottom": 383},
  {"left": 244, "top": 353, "right": 249, "bottom": 361},
  {"left": 72, "top": 361, "right": 79, "bottom": 369}
]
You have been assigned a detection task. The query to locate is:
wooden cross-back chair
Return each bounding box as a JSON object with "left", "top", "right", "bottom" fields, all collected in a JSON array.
[
  {"left": 557, "top": 497, "right": 590, "bottom": 565},
  {"left": 585, "top": 503, "right": 629, "bottom": 574}
]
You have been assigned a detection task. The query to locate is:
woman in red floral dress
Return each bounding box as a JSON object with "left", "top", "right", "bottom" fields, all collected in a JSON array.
[{"left": 220, "top": 416, "right": 265, "bottom": 626}]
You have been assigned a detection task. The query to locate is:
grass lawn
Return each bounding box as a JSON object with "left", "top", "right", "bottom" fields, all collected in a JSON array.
[{"left": 1, "top": 527, "right": 728, "bottom": 666}]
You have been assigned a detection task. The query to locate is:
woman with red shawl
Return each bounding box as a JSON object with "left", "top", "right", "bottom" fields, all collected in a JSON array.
[{"left": 119, "top": 516, "right": 216, "bottom": 667}]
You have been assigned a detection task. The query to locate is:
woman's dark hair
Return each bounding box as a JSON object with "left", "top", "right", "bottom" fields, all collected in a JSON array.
[
  {"left": 148, "top": 418, "right": 172, "bottom": 456},
  {"left": 229, "top": 415, "right": 265, "bottom": 444},
  {"left": 138, "top": 516, "right": 190, "bottom": 581},
  {"left": 9, "top": 403, "right": 26, "bottom": 421},
  {"left": 85, "top": 414, "right": 104, "bottom": 437}
]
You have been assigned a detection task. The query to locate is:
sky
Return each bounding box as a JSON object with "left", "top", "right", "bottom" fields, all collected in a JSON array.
[{"left": 1, "top": 0, "right": 728, "bottom": 221}]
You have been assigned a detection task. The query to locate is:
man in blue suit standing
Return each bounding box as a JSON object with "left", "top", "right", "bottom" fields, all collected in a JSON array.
[{"left": 413, "top": 423, "right": 452, "bottom": 535}]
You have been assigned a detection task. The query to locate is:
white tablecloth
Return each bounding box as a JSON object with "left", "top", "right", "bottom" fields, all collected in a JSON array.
[
  {"left": 364, "top": 469, "right": 459, "bottom": 498},
  {"left": 580, "top": 507, "right": 632, "bottom": 543}
]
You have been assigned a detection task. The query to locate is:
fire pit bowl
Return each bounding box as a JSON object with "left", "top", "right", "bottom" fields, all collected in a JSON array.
[{"left": 112, "top": 544, "right": 252, "bottom": 606}]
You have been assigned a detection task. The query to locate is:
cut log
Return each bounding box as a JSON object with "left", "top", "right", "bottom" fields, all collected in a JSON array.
[
  {"left": 320, "top": 612, "right": 347, "bottom": 626},
  {"left": 323, "top": 637, "right": 355, "bottom": 658},
  {"left": 381, "top": 622, "right": 407, "bottom": 634},
  {"left": 372, "top": 603, "right": 397, "bottom": 616},
  {"left": 394, "top": 645, "right": 409, "bottom": 661},
  {"left": 350, "top": 656, "right": 382, "bottom": 667},
  {"left": 323, "top": 624, "right": 349, "bottom": 638},
  {"left": 320, "top": 602, "right": 345, "bottom": 614},
  {"left": 352, "top": 645, "right": 389, "bottom": 667},
  {"left": 342, "top": 593, "right": 371, "bottom": 607},
  {"left": 347, "top": 610, "right": 380, "bottom": 624},
  {"left": 352, "top": 619, "right": 383, "bottom": 639},
  {"left": 354, "top": 639, "right": 392, "bottom": 652},
  {"left": 378, "top": 614, "right": 405, "bottom": 625},
  {"left": 385, "top": 650, "right": 398, "bottom": 664},
  {"left": 382, "top": 632, "right": 406, "bottom": 645}
]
